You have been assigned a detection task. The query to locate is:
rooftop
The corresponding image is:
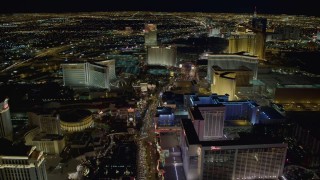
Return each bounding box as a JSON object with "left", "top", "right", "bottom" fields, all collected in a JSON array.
[
  {"left": 259, "top": 106, "right": 285, "bottom": 120},
  {"left": 181, "top": 119, "right": 199, "bottom": 145},
  {"left": 287, "top": 111, "right": 320, "bottom": 139},
  {"left": 59, "top": 109, "right": 92, "bottom": 122},
  {"left": 33, "top": 133, "right": 64, "bottom": 141},
  {"left": 212, "top": 65, "right": 252, "bottom": 71},
  {"left": 189, "top": 107, "right": 204, "bottom": 120},
  {"left": 156, "top": 107, "right": 174, "bottom": 117},
  {"left": 181, "top": 118, "right": 284, "bottom": 147},
  {"left": 0, "top": 138, "right": 33, "bottom": 156}
]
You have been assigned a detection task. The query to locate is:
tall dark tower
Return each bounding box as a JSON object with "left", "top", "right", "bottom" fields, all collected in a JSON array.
[
  {"left": 0, "top": 98, "right": 12, "bottom": 140},
  {"left": 252, "top": 6, "right": 267, "bottom": 33},
  {"left": 251, "top": 6, "right": 267, "bottom": 60},
  {"left": 253, "top": 6, "right": 257, "bottom": 18}
]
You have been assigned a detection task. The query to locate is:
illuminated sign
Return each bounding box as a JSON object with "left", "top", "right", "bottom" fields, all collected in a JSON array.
[
  {"left": 197, "top": 147, "right": 201, "bottom": 156},
  {"left": 211, "top": 146, "right": 221, "bottom": 151},
  {"left": 2, "top": 98, "right": 9, "bottom": 110}
]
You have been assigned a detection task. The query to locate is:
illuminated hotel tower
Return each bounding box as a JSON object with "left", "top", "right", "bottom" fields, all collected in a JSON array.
[
  {"left": 201, "top": 53, "right": 259, "bottom": 84},
  {"left": 147, "top": 46, "right": 177, "bottom": 66},
  {"left": 61, "top": 60, "right": 116, "bottom": 89},
  {"left": 211, "top": 70, "right": 236, "bottom": 100},
  {"left": 0, "top": 138, "right": 48, "bottom": 180},
  {"left": 228, "top": 7, "right": 266, "bottom": 60},
  {"left": 144, "top": 24, "right": 157, "bottom": 46},
  {"left": 0, "top": 98, "right": 12, "bottom": 140},
  {"left": 228, "top": 29, "right": 265, "bottom": 60}
]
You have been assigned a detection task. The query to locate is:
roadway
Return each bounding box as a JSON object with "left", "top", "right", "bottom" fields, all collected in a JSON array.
[
  {"left": 136, "top": 94, "right": 160, "bottom": 180},
  {"left": 1, "top": 45, "right": 71, "bottom": 73}
]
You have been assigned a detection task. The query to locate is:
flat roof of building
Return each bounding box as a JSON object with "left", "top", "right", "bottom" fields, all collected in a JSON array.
[
  {"left": 181, "top": 118, "right": 284, "bottom": 147},
  {"left": 189, "top": 107, "right": 204, "bottom": 120},
  {"left": 33, "top": 133, "right": 64, "bottom": 141},
  {"left": 212, "top": 65, "right": 252, "bottom": 71},
  {"left": 286, "top": 111, "right": 320, "bottom": 139},
  {"left": 69, "top": 132, "right": 91, "bottom": 145},
  {"left": 258, "top": 73, "right": 320, "bottom": 87},
  {"left": 224, "top": 120, "right": 252, "bottom": 127},
  {"left": 59, "top": 109, "right": 92, "bottom": 122},
  {"left": 61, "top": 59, "right": 114, "bottom": 68},
  {"left": 0, "top": 138, "right": 33, "bottom": 156},
  {"left": 156, "top": 107, "right": 173, "bottom": 117},
  {"left": 259, "top": 106, "right": 285, "bottom": 120},
  {"left": 200, "top": 133, "right": 284, "bottom": 147},
  {"left": 173, "top": 81, "right": 194, "bottom": 87},
  {"left": 206, "top": 52, "right": 259, "bottom": 58},
  {"left": 181, "top": 119, "right": 199, "bottom": 145}
]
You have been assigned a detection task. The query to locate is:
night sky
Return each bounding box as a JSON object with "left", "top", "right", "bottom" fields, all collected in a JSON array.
[{"left": 1, "top": 0, "right": 319, "bottom": 16}]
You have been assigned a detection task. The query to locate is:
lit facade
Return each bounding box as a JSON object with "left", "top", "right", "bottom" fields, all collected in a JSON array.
[
  {"left": 60, "top": 116, "right": 93, "bottom": 132},
  {"left": 210, "top": 66, "right": 253, "bottom": 100},
  {"left": 0, "top": 98, "right": 12, "bottom": 140},
  {"left": 201, "top": 54, "right": 259, "bottom": 84},
  {"left": 201, "top": 144, "right": 287, "bottom": 180},
  {"left": 208, "top": 27, "right": 221, "bottom": 38},
  {"left": 144, "top": 24, "right": 157, "bottom": 46},
  {"left": 31, "top": 134, "right": 65, "bottom": 155},
  {"left": 292, "top": 120, "right": 320, "bottom": 168},
  {"left": 147, "top": 46, "right": 177, "bottom": 67},
  {"left": 96, "top": 60, "right": 116, "bottom": 80},
  {"left": 180, "top": 119, "right": 287, "bottom": 180},
  {"left": 228, "top": 31, "right": 265, "bottom": 60},
  {"left": 189, "top": 105, "right": 226, "bottom": 140},
  {"left": 24, "top": 127, "right": 65, "bottom": 155},
  {"left": 27, "top": 112, "right": 61, "bottom": 135},
  {"left": 61, "top": 60, "right": 115, "bottom": 89},
  {"left": 154, "top": 107, "right": 175, "bottom": 127},
  {"left": 211, "top": 70, "right": 236, "bottom": 100},
  {"left": 0, "top": 138, "right": 48, "bottom": 180},
  {"left": 274, "top": 87, "right": 320, "bottom": 104},
  {"left": 59, "top": 110, "right": 93, "bottom": 132},
  {"left": 188, "top": 94, "right": 259, "bottom": 124}
]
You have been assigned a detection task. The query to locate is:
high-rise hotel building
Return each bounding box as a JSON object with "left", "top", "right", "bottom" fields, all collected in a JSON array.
[
  {"left": 200, "top": 53, "right": 259, "bottom": 84},
  {"left": 181, "top": 93, "right": 286, "bottom": 180},
  {"left": 187, "top": 94, "right": 259, "bottom": 125},
  {"left": 25, "top": 112, "right": 65, "bottom": 155},
  {"left": 147, "top": 46, "right": 177, "bottom": 67},
  {"left": 0, "top": 138, "right": 48, "bottom": 180},
  {"left": 228, "top": 28, "right": 265, "bottom": 60},
  {"left": 210, "top": 66, "right": 253, "bottom": 100},
  {"left": 61, "top": 60, "right": 116, "bottom": 89},
  {"left": 189, "top": 105, "right": 226, "bottom": 140},
  {"left": 180, "top": 119, "right": 287, "bottom": 180},
  {"left": 0, "top": 98, "right": 12, "bottom": 140},
  {"left": 27, "top": 112, "right": 61, "bottom": 135},
  {"left": 144, "top": 24, "right": 157, "bottom": 46}
]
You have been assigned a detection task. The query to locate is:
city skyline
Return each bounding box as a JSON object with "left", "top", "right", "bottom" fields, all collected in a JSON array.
[
  {"left": 1, "top": 0, "right": 320, "bottom": 17},
  {"left": 0, "top": 2, "right": 319, "bottom": 179}
]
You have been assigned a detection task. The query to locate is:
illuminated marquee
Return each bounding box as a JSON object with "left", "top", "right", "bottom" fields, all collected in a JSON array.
[
  {"left": 211, "top": 146, "right": 221, "bottom": 150},
  {"left": 127, "top": 108, "right": 135, "bottom": 113}
]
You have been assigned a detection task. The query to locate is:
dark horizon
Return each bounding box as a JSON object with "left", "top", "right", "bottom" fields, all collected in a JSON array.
[{"left": 1, "top": 0, "right": 319, "bottom": 17}]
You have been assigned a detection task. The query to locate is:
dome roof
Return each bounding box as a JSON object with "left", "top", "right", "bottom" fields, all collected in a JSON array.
[{"left": 59, "top": 109, "right": 92, "bottom": 122}]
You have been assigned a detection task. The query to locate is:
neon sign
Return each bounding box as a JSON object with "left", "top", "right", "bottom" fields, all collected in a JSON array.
[{"left": 211, "top": 146, "right": 221, "bottom": 151}]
